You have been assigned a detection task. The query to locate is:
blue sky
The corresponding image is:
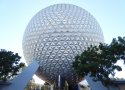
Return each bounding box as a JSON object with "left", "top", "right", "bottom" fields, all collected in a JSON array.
[{"left": 0, "top": 0, "right": 125, "bottom": 82}]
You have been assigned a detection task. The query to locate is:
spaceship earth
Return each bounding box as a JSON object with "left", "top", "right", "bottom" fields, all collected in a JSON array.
[{"left": 22, "top": 4, "right": 104, "bottom": 85}]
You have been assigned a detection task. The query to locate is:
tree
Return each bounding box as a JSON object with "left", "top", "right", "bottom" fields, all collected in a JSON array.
[
  {"left": 72, "top": 36, "right": 125, "bottom": 85},
  {"left": 0, "top": 49, "right": 25, "bottom": 81}
]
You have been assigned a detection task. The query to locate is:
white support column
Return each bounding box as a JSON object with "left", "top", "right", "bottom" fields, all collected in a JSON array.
[
  {"left": 85, "top": 76, "right": 107, "bottom": 90},
  {"left": 1, "top": 60, "right": 39, "bottom": 90},
  {"left": 50, "top": 84, "right": 54, "bottom": 90}
]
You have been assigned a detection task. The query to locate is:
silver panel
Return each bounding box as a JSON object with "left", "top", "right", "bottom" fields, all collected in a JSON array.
[{"left": 22, "top": 4, "right": 104, "bottom": 85}]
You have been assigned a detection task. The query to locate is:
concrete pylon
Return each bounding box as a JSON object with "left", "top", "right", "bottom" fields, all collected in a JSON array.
[
  {"left": 85, "top": 75, "right": 107, "bottom": 90},
  {"left": 0, "top": 60, "right": 39, "bottom": 90}
]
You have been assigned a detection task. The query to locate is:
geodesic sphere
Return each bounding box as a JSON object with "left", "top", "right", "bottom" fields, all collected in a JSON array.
[{"left": 22, "top": 4, "right": 104, "bottom": 85}]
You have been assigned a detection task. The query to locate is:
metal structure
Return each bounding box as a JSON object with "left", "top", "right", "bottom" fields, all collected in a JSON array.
[
  {"left": 0, "top": 61, "right": 118, "bottom": 90},
  {"left": 22, "top": 4, "right": 104, "bottom": 85}
]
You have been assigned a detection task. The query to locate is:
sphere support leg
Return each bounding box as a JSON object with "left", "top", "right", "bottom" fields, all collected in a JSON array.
[{"left": 0, "top": 60, "right": 39, "bottom": 90}]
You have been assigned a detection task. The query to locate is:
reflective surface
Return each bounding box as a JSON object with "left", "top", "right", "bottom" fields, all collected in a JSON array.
[{"left": 23, "top": 4, "right": 104, "bottom": 84}]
